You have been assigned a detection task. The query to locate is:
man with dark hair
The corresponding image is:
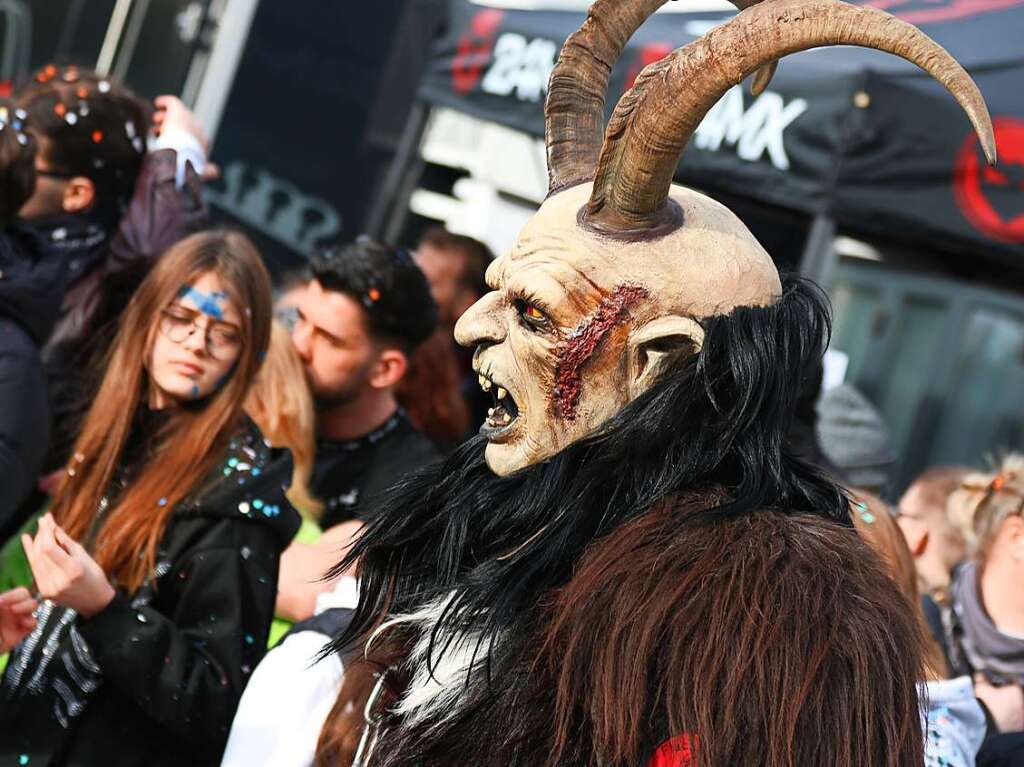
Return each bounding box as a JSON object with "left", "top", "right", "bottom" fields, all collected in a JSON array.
[
  {"left": 415, "top": 226, "right": 494, "bottom": 431},
  {"left": 290, "top": 239, "right": 440, "bottom": 529}
]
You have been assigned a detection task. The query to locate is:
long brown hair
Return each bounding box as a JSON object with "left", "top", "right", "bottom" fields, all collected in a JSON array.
[
  {"left": 540, "top": 498, "right": 927, "bottom": 767},
  {"left": 245, "top": 321, "right": 323, "bottom": 520},
  {"left": 53, "top": 230, "right": 272, "bottom": 592},
  {"left": 850, "top": 491, "right": 949, "bottom": 679}
]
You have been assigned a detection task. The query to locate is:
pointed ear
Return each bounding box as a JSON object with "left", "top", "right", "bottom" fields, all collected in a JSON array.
[{"left": 627, "top": 315, "right": 704, "bottom": 398}]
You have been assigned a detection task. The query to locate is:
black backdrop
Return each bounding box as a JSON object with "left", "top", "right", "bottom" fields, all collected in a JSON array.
[
  {"left": 419, "top": 0, "right": 1024, "bottom": 262},
  {"left": 207, "top": 0, "right": 445, "bottom": 274}
]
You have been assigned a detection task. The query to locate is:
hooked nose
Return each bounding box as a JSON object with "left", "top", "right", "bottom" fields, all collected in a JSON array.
[{"left": 454, "top": 291, "right": 505, "bottom": 349}]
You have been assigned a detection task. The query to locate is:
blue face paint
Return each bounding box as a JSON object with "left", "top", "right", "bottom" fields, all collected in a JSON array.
[
  {"left": 191, "top": 384, "right": 200, "bottom": 399},
  {"left": 177, "top": 285, "right": 228, "bottom": 320}
]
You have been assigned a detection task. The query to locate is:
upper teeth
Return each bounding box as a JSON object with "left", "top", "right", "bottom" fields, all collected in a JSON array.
[
  {"left": 497, "top": 387, "right": 507, "bottom": 400},
  {"left": 479, "top": 375, "right": 492, "bottom": 391}
]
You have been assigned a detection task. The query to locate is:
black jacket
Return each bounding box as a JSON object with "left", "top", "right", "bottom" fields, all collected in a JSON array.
[
  {"left": 0, "top": 419, "right": 300, "bottom": 766},
  {"left": 0, "top": 222, "right": 68, "bottom": 525}
]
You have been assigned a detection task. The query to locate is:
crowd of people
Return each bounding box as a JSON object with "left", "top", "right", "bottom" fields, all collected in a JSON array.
[{"left": 0, "top": 60, "right": 1018, "bottom": 767}]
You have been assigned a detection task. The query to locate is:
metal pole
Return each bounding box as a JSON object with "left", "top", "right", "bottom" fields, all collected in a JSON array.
[
  {"left": 799, "top": 213, "right": 838, "bottom": 289},
  {"left": 0, "top": 0, "right": 32, "bottom": 80},
  {"left": 111, "top": 0, "right": 151, "bottom": 82},
  {"left": 191, "top": 0, "right": 261, "bottom": 147},
  {"left": 365, "top": 102, "right": 428, "bottom": 240},
  {"left": 96, "top": 0, "right": 136, "bottom": 75}
]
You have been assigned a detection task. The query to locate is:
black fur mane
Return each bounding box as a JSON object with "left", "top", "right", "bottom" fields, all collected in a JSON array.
[{"left": 330, "top": 276, "right": 848, "bottom": 658}]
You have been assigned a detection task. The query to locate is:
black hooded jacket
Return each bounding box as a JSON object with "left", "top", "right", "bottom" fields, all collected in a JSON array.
[
  {"left": 0, "top": 221, "right": 68, "bottom": 526},
  {"left": 0, "top": 417, "right": 300, "bottom": 767}
]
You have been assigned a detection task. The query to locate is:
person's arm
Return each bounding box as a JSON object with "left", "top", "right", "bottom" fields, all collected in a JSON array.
[
  {"left": 104, "top": 96, "right": 209, "bottom": 287},
  {"left": 0, "top": 587, "right": 38, "bottom": 653},
  {"left": 221, "top": 630, "right": 344, "bottom": 767},
  {"left": 0, "top": 343, "right": 49, "bottom": 526},
  {"left": 275, "top": 521, "right": 362, "bottom": 623},
  {"left": 74, "top": 536, "right": 279, "bottom": 748}
]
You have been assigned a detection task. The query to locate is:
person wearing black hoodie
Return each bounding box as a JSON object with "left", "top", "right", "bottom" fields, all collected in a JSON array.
[
  {"left": 0, "top": 102, "right": 62, "bottom": 527},
  {"left": 0, "top": 230, "right": 299, "bottom": 766},
  {"left": 13, "top": 67, "right": 209, "bottom": 478}
]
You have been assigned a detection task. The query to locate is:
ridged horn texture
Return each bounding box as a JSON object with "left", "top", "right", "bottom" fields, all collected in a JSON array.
[
  {"left": 545, "top": 0, "right": 669, "bottom": 195},
  {"left": 584, "top": 0, "right": 997, "bottom": 235},
  {"left": 544, "top": 0, "right": 776, "bottom": 195}
]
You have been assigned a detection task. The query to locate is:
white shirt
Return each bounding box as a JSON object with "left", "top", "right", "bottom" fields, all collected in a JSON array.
[
  {"left": 220, "top": 577, "right": 359, "bottom": 767},
  {"left": 152, "top": 127, "right": 206, "bottom": 189},
  {"left": 922, "top": 676, "right": 987, "bottom": 767}
]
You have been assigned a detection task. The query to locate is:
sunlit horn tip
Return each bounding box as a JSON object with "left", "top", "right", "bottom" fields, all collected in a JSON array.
[{"left": 982, "top": 132, "right": 998, "bottom": 166}]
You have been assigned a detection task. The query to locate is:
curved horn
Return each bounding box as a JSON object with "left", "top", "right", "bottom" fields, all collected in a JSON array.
[
  {"left": 583, "top": 0, "right": 997, "bottom": 235},
  {"left": 545, "top": 0, "right": 777, "bottom": 195}
]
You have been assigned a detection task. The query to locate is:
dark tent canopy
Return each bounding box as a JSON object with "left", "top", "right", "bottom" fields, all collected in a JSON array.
[{"left": 419, "top": 0, "right": 1024, "bottom": 260}]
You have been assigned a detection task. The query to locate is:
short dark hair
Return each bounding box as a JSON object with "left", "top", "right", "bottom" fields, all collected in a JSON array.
[
  {"left": 16, "top": 65, "right": 149, "bottom": 215},
  {"left": 310, "top": 238, "right": 438, "bottom": 351},
  {"left": 417, "top": 226, "right": 493, "bottom": 298},
  {"left": 0, "top": 100, "right": 37, "bottom": 225}
]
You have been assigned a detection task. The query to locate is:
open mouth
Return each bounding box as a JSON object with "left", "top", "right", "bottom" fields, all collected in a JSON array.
[{"left": 477, "top": 370, "right": 520, "bottom": 441}]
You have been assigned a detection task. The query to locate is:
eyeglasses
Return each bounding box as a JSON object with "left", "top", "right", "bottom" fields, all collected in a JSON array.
[{"left": 158, "top": 307, "right": 242, "bottom": 360}]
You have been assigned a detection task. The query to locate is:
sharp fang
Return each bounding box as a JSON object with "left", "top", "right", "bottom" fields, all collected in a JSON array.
[{"left": 497, "top": 387, "right": 507, "bottom": 400}]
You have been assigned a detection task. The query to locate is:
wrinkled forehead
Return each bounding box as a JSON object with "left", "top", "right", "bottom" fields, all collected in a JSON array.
[
  {"left": 487, "top": 225, "right": 625, "bottom": 323},
  {"left": 489, "top": 183, "right": 781, "bottom": 318}
]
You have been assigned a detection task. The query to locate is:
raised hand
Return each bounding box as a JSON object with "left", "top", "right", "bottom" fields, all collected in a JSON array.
[
  {"left": 0, "top": 587, "right": 38, "bottom": 652},
  {"left": 22, "top": 513, "right": 115, "bottom": 619}
]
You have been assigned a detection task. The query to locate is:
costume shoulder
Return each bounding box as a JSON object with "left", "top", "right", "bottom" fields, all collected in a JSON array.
[{"left": 544, "top": 496, "right": 926, "bottom": 766}]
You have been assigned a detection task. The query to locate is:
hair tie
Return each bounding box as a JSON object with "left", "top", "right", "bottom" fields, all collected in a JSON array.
[{"left": 854, "top": 501, "right": 875, "bottom": 524}]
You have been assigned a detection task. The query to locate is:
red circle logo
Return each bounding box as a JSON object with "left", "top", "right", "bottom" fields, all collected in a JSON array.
[
  {"left": 954, "top": 118, "right": 1024, "bottom": 244},
  {"left": 452, "top": 9, "right": 505, "bottom": 95}
]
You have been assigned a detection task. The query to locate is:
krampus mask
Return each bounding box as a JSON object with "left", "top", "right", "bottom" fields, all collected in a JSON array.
[{"left": 456, "top": 0, "right": 995, "bottom": 476}]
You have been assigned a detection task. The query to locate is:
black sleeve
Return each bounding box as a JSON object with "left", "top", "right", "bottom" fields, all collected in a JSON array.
[
  {"left": 75, "top": 537, "right": 277, "bottom": 748},
  {"left": 0, "top": 342, "right": 49, "bottom": 527},
  {"left": 105, "top": 148, "right": 208, "bottom": 287}
]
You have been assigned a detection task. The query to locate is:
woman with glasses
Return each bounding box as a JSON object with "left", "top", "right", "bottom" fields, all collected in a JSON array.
[{"left": 0, "top": 230, "right": 300, "bottom": 767}]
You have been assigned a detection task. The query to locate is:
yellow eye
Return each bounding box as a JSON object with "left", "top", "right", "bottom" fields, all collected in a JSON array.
[{"left": 524, "top": 304, "right": 545, "bottom": 321}]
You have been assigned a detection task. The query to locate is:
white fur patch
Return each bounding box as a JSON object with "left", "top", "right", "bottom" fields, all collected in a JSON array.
[{"left": 370, "top": 592, "right": 490, "bottom": 730}]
